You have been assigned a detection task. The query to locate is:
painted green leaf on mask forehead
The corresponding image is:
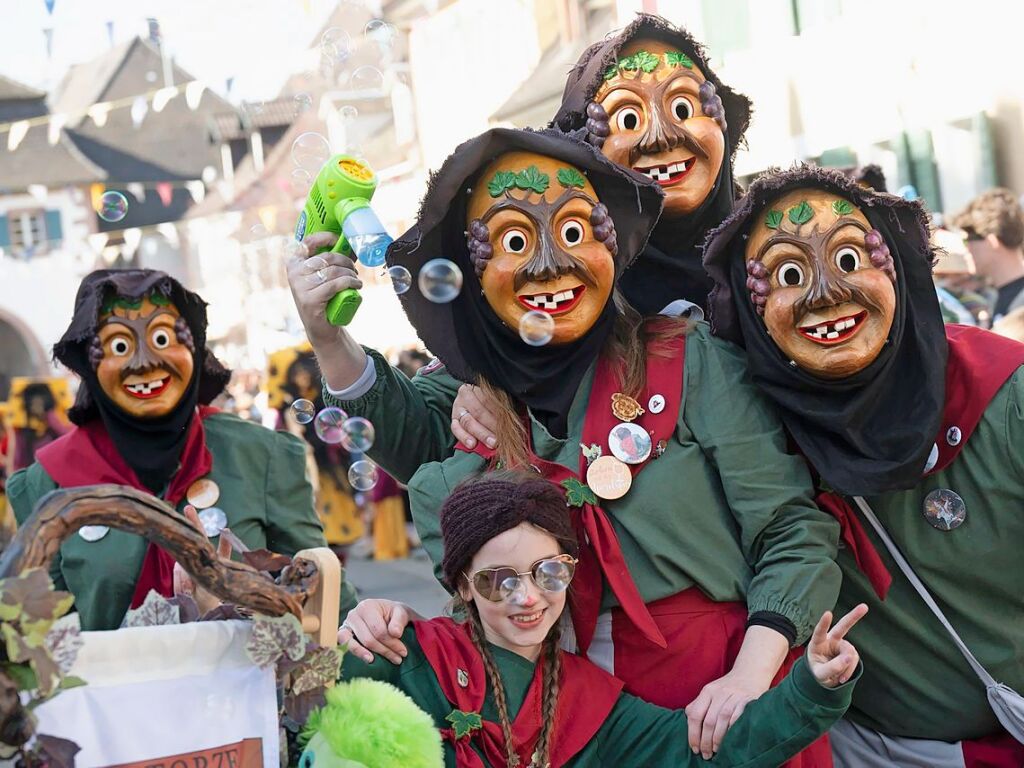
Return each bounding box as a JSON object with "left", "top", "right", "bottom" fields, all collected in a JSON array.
[
  {"left": 635, "top": 50, "right": 661, "bottom": 73},
  {"left": 665, "top": 51, "right": 694, "bottom": 69},
  {"left": 603, "top": 64, "right": 618, "bottom": 81},
  {"left": 514, "top": 165, "right": 550, "bottom": 195},
  {"left": 765, "top": 210, "right": 784, "bottom": 230},
  {"left": 488, "top": 170, "right": 516, "bottom": 198},
  {"left": 557, "top": 168, "right": 586, "bottom": 189},
  {"left": 788, "top": 201, "right": 814, "bottom": 226},
  {"left": 100, "top": 294, "right": 144, "bottom": 315},
  {"left": 831, "top": 199, "right": 855, "bottom": 216}
]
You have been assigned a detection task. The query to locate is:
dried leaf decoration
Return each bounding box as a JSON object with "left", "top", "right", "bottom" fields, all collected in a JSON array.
[
  {"left": 246, "top": 613, "right": 306, "bottom": 668},
  {"left": 43, "top": 614, "right": 82, "bottom": 674},
  {"left": 290, "top": 646, "right": 342, "bottom": 695},
  {"left": 123, "top": 590, "right": 181, "bottom": 628}
]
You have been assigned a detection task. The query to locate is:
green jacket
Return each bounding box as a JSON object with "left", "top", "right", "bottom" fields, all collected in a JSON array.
[
  {"left": 326, "top": 324, "right": 841, "bottom": 644},
  {"left": 341, "top": 623, "right": 858, "bottom": 767},
  {"left": 835, "top": 366, "right": 1024, "bottom": 741},
  {"left": 8, "top": 412, "right": 357, "bottom": 631}
]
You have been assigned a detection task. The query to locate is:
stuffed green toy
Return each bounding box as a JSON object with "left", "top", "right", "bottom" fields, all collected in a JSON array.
[{"left": 299, "top": 679, "right": 444, "bottom": 768}]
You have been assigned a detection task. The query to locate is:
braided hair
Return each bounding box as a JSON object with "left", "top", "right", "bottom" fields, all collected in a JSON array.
[{"left": 441, "top": 473, "right": 576, "bottom": 768}]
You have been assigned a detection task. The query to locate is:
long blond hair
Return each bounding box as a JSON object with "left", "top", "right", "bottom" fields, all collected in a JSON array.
[{"left": 482, "top": 294, "right": 689, "bottom": 470}]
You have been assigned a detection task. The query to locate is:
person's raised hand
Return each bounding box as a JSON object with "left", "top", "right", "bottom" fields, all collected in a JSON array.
[
  {"left": 450, "top": 384, "right": 499, "bottom": 450},
  {"left": 807, "top": 604, "right": 868, "bottom": 688},
  {"left": 284, "top": 232, "right": 362, "bottom": 349}
]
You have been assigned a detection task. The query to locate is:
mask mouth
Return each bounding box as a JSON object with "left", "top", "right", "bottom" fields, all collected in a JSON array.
[
  {"left": 517, "top": 285, "right": 586, "bottom": 315},
  {"left": 798, "top": 309, "right": 868, "bottom": 345},
  {"left": 122, "top": 375, "right": 171, "bottom": 399},
  {"left": 633, "top": 156, "right": 696, "bottom": 186}
]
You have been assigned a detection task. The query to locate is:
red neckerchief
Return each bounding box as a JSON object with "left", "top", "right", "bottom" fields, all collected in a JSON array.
[
  {"left": 458, "top": 330, "right": 685, "bottom": 652},
  {"left": 414, "top": 617, "right": 623, "bottom": 768},
  {"left": 36, "top": 406, "right": 217, "bottom": 608},
  {"left": 818, "top": 326, "right": 1024, "bottom": 600}
]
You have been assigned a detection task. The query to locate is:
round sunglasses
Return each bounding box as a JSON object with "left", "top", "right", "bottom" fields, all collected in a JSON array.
[{"left": 464, "top": 554, "right": 578, "bottom": 603}]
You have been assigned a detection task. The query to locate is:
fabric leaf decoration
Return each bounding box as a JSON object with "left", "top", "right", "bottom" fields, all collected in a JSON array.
[
  {"left": 123, "top": 590, "right": 180, "bottom": 628},
  {"left": 245, "top": 613, "right": 306, "bottom": 668},
  {"left": 488, "top": 171, "right": 517, "bottom": 198},
  {"left": 562, "top": 477, "right": 597, "bottom": 508},
  {"left": 291, "top": 646, "right": 342, "bottom": 695},
  {"left": 557, "top": 168, "right": 586, "bottom": 189},
  {"left": 788, "top": 201, "right": 814, "bottom": 225},
  {"left": 765, "top": 210, "right": 784, "bottom": 230},
  {"left": 446, "top": 709, "right": 483, "bottom": 739},
  {"left": 831, "top": 199, "right": 854, "bottom": 216},
  {"left": 515, "top": 165, "right": 550, "bottom": 195},
  {"left": 43, "top": 614, "right": 82, "bottom": 674}
]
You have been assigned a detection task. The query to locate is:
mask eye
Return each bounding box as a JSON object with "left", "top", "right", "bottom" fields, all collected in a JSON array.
[
  {"left": 151, "top": 329, "right": 172, "bottom": 349},
  {"left": 670, "top": 96, "right": 694, "bottom": 121},
  {"left": 834, "top": 246, "right": 861, "bottom": 273},
  {"left": 615, "top": 106, "right": 641, "bottom": 132},
  {"left": 110, "top": 337, "right": 131, "bottom": 357},
  {"left": 777, "top": 261, "right": 806, "bottom": 288},
  {"left": 501, "top": 228, "right": 528, "bottom": 254},
  {"left": 559, "top": 219, "right": 585, "bottom": 247}
]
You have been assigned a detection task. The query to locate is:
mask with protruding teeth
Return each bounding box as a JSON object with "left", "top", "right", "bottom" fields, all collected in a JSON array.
[{"left": 521, "top": 288, "right": 579, "bottom": 310}]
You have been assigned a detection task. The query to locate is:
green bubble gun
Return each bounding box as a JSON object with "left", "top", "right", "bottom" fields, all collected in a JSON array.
[{"left": 294, "top": 154, "right": 393, "bottom": 326}]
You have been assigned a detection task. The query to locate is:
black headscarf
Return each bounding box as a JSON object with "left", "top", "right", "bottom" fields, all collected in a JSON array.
[
  {"left": 703, "top": 166, "right": 946, "bottom": 496},
  {"left": 387, "top": 128, "right": 663, "bottom": 437},
  {"left": 54, "top": 269, "right": 230, "bottom": 492},
  {"left": 552, "top": 14, "right": 751, "bottom": 315}
]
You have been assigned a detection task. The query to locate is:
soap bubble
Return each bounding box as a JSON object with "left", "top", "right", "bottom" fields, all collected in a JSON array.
[
  {"left": 97, "top": 191, "right": 128, "bottom": 222},
  {"left": 340, "top": 416, "right": 375, "bottom": 452},
  {"left": 351, "top": 66, "right": 384, "bottom": 91},
  {"left": 418, "top": 259, "right": 463, "bottom": 303},
  {"left": 519, "top": 310, "right": 555, "bottom": 346},
  {"left": 388, "top": 265, "right": 412, "bottom": 294},
  {"left": 292, "top": 399, "right": 316, "bottom": 424},
  {"left": 348, "top": 459, "right": 379, "bottom": 491},
  {"left": 290, "top": 167, "right": 313, "bottom": 195},
  {"left": 250, "top": 223, "right": 268, "bottom": 240},
  {"left": 339, "top": 105, "right": 359, "bottom": 124},
  {"left": 314, "top": 406, "right": 348, "bottom": 444},
  {"left": 364, "top": 19, "right": 397, "bottom": 50},
  {"left": 283, "top": 239, "right": 309, "bottom": 261},
  {"left": 292, "top": 132, "right": 332, "bottom": 174},
  {"left": 293, "top": 92, "right": 313, "bottom": 116}
]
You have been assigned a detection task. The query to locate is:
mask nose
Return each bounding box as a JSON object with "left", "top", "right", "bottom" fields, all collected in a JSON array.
[{"left": 802, "top": 269, "right": 853, "bottom": 313}]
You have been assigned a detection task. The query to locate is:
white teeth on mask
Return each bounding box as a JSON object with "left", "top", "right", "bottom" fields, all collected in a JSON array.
[
  {"left": 521, "top": 288, "right": 579, "bottom": 310},
  {"left": 640, "top": 159, "right": 694, "bottom": 180},
  {"left": 125, "top": 378, "right": 167, "bottom": 395},
  {"left": 802, "top": 314, "right": 862, "bottom": 340}
]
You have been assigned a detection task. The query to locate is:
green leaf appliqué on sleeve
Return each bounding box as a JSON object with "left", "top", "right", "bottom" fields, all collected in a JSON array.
[
  {"left": 831, "top": 199, "right": 854, "bottom": 216},
  {"left": 788, "top": 201, "right": 814, "bottom": 226},
  {"left": 557, "top": 168, "right": 586, "bottom": 189},
  {"left": 562, "top": 477, "right": 597, "bottom": 507},
  {"left": 515, "top": 165, "right": 550, "bottom": 195},
  {"left": 446, "top": 709, "right": 483, "bottom": 739},
  {"left": 765, "top": 210, "right": 784, "bottom": 230}
]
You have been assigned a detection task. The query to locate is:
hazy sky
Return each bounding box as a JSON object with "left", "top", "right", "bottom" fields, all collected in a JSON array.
[{"left": 0, "top": 0, "right": 347, "bottom": 102}]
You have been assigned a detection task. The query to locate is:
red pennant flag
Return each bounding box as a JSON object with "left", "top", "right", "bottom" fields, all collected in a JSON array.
[{"left": 156, "top": 182, "right": 174, "bottom": 206}]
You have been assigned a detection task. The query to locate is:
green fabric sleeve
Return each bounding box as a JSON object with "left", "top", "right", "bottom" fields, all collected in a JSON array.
[
  {"left": 1006, "top": 368, "right": 1024, "bottom": 481},
  {"left": 683, "top": 329, "right": 841, "bottom": 645},
  {"left": 262, "top": 430, "right": 357, "bottom": 616},
  {"left": 7, "top": 464, "right": 67, "bottom": 593},
  {"left": 321, "top": 350, "right": 462, "bottom": 484},
  {"left": 596, "top": 656, "right": 856, "bottom": 767}
]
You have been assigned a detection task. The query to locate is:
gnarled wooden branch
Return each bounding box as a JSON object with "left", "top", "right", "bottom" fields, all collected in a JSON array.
[{"left": 0, "top": 484, "right": 302, "bottom": 619}]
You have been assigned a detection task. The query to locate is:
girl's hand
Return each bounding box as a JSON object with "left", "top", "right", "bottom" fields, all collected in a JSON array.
[{"left": 807, "top": 604, "right": 868, "bottom": 688}]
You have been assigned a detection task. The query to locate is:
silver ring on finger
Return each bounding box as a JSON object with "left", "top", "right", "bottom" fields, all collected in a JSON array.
[
  {"left": 314, "top": 267, "right": 328, "bottom": 285},
  {"left": 457, "top": 408, "right": 470, "bottom": 424},
  {"left": 340, "top": 620, "right": 358, "bottom": 639}
]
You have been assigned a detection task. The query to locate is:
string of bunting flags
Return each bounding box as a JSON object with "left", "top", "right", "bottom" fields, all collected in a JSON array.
[{"left": 1, "top": 79, "right": 209, "bottom": 151}]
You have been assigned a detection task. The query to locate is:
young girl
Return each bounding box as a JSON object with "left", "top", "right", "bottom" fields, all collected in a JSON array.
[{"left": 340, "top": 473, "right": 866, "bottom": 768}]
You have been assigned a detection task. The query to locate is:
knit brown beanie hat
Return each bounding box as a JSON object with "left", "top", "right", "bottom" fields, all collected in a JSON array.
[{"left": 440, "top": 472, "right": 578, "bottom": 590}]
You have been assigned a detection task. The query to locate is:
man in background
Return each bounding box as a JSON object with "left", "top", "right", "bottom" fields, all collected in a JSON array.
[{"left": 952, "top": 188, "right": 1024, "bottom": 322}]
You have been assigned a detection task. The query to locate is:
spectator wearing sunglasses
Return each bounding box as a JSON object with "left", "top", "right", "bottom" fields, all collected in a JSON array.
[
  {"left": 951, "top": 189, "right": 1024, "bottom": 322},
  {"left": 338, "top": 473, "right": 867, "bottom": 768}
]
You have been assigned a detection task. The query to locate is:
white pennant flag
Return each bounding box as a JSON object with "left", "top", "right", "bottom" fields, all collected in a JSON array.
[
  {"left": 185, "top": 80, "right": 206, "bottom": 110},
  {"left": 123, "top": 227, "right": 142, "bottom": 253},
  {"left": 47, "top": 113, "right": 67, "bottom": 145},
  {"left": 130, "top": 96, "right": 148, "bottom": 128},
  {"left": 88, "top": 103, "right": 112, "bottom": 127},
  {"left": 87, "top": 233, "right": 109, "bottom": 253},
  {"left": 156, "top": 222, "right": 179, "bottom": 247},
  {"left": 185, "top": 181, "right": 205, "bottom": 203},
  {"left": 7, "top": 121, "right": 29, "bottom": 151},
  {"left": 152, "top": 86, "right": 178, "bottom": 113},
  {"left": 126, "top": 182, "right": 146, "bottom": 203}
]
